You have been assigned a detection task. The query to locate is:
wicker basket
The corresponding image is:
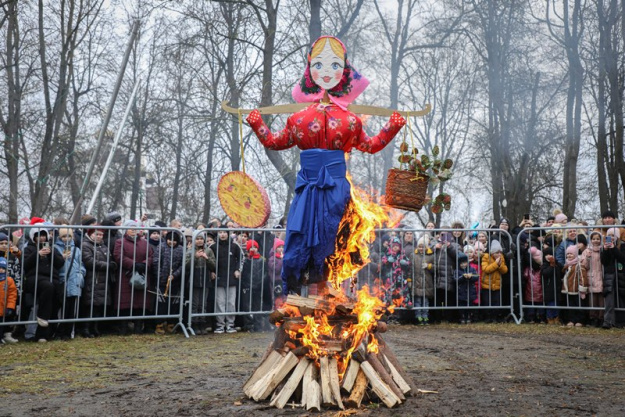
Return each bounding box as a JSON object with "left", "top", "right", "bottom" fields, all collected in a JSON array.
[{"left": 385, "top": 168, "right": 429, "bottom": 212}]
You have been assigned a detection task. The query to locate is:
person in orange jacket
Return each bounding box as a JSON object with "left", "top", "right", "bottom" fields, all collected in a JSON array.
[
  {"left": 0, "top": 257, "right": 18, "bottom": 344},
  {"left": 481, "top": 240, "right": 508, "bottom": 322}
]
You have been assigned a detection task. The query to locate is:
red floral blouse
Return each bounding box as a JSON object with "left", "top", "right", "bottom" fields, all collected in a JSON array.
[{"left": 246, "top": 103, "right": 406, "bottom": 154}]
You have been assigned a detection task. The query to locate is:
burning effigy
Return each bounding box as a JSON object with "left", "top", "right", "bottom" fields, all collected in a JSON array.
[
  {"left": 221, "top": 35, "right": 429, "bottom": 410},
  {"left": 242, "top": 184, "right": 417, "bottom": 410}
]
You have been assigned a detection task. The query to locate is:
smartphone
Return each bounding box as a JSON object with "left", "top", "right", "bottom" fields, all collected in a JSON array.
[
  {"left": 523, "top": 213, "right": 530, "bottom": 220},
  {"left": 42, "top": 242, "right": 50, "bottom": 249},
  {"left": 606, "top": 235, "right": 613, "bottom": 244}
]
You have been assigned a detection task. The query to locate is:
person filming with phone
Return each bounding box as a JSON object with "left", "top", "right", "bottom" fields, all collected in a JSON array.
[{"left": 22, "top": 220, "right": 65, "bottom": 342}]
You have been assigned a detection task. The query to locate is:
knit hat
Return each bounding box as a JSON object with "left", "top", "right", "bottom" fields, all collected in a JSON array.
[
  {"left": 123, "top": 219, "right": 138, "bottom": 229},
  {"left": 273, "top": 239, "right": 285, "bottom": 252},
  {"left": 391, "top": 237, "right": 401, "bottom": 246},
  {"left": 554, "top": 213, "right": 568, "bottom": 223},
  {"left": 154, "top": 220, "right": 167, "bottom": 228},
  {"left": 0, "top": 232, "right": 8, "bottom": 242},
  {"left": 457, "top": 252, "right": 468, "bottom": 264},
  {"left": 184, "top": 228, "right": 193, "bottom": 238},
  {"left": 474, "top": 241, "right": 485, "bottom": 252},
  {"left": 246, "top": 239, "right": 259, "bottom": 251},
  {"left": 498, "top": 218, "right": 509, "bottom": 226},
  {"left": 105, "top": 212, "right": 122, "bottom": 223},
  {"left": 606, "top": 227, "right": 619, "bottom": 238},
  {"left": 81, "top": 214, "right": 97, "bottom": 226},
  {"left": 529, "top": 246, "right": 543, "bottom": 265},
  {"left": 489, "top": 239, "right": 503, "bottom": 253},
  {"left": 602, "top": 210, "right": 616, "bottom": 220},
  {"left": 165, "top": 230, "right": 183, "bottom": 246},
  {"left": 565, "top": 244, "right": 579, "bottom": 266},
  {"left": 416, "top": 236, "right": 428, "bottom": 247}
]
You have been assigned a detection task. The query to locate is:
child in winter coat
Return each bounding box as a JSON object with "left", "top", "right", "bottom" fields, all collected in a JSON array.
[
  {"left": 481, "top": 239, "right": 508, "bottom": 322},
  {"left": 455, "top": 253, "right": 479, "bottom": 323},
  {"left": 466, "top": 246, "right": 481, "bottom": 306},
  {"left": 186, "top": 232, "right": 216, "bottom": 335},
  {"left": 562, "top": 245, "right": 589, "bottom": 327},
  {"left": 523, "top": 246, "right": 544, "bottom": 323},
  {"left": 267, "top": 239, "right": 285, "bottom": 309},
  {"left": 0, "top": 232, "right": 22, "bottom": 293},
  {"left": 541, "top": 248, "right": 562, "bottom": 325},
  {"left": 580, "top": 231, "right": 604, "bottom": 327},
  {"left": 240, "top": 240, "right": 267, "bottom": 332},
  {"left": 412, "top": 238, "right": 435, "bottom": 325},
  {"left": 54, "top": 228, "right": 86, "bottom": 339},
  {"left": 0, "top": 257, "right": 18, "bottom": 344}
]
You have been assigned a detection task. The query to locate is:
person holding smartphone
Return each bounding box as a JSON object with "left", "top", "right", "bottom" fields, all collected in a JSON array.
[
  {"left": 600, "top": 227, "right": 625, "bottom": 329},
  {"left": 22, "top": 222, "right": 65, "bottom": 342}
]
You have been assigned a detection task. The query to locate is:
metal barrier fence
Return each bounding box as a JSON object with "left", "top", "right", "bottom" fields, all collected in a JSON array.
[
  {"left": 184, "top": 227, "right": 519, "bottom": 332},
  {"left": 0, "top": 224, "right": 190, "bottom": 340},
  {"left": 1, "top": 224, "right": 526, "bottom": 340},
  {"left": 516, "top": 224, "right": 625, "bottom": 327}
]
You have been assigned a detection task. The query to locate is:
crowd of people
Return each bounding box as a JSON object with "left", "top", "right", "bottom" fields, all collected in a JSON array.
[{"left": 0, "top": 209, "right": 624, "bottom": 345}]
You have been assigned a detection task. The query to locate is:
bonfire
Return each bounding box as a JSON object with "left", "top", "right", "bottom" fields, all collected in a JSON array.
[{"left": 243, "top": 179, "right": 417, "bottom": 410}]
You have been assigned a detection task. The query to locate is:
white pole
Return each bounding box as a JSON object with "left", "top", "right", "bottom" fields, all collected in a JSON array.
[{"left": 86, "top": 78, "right": 142, "bottom": 214}]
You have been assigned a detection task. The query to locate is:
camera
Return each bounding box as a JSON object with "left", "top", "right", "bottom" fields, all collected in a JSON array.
[{"left": 606, "top": 235, "right": 613, "bottom": 244}]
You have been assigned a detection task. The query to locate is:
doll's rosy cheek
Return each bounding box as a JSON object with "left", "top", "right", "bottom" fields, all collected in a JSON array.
[
  {"left": 312, "top": 70, "right": 319, "bottom": 80},
  {"left": 334, "top": 70, "right": 342, "bottom": 80}
]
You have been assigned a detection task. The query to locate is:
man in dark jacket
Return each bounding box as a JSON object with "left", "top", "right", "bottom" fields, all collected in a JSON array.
[{"left": 209, "top": 226, "right": 241, "bottom": 334}]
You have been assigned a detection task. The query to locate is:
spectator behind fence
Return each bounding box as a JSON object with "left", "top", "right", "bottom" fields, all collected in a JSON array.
[
  {"left": 54, "top": 228, "right": 86, "bottom": 340},
  {"left": 600, "top": 227, "right": 624, "bottom": 329},
  {"left": 81, "top": 227, "right": 116, "bottom": 338},
  {"left": 434, "top": 231, "right": 459, "bottom": 323},
  {"left": 75, "top": 214, "right": 97, "bottom": 248},
  {"left": 580, "top": 231, "right": 604, "bottom": 327},
  {"left": 480, "top": 239, "right": 507, "bottom": 323},
  {"left": 381, "top": 237, "right": 411, "bottom": 319},
  {"left": 22, "top": 222, "right": 64, "bottom": 342},
  {"left": 562, "top": 245, "right": 589, "bottom": 327},
  {"left": 240, "top": 239, "right": 267, "bottom": 332},
  {"left": 209, "top": 225, "right": 241, "bottom": 334},
  {"left": 267, "top": 239, "right": 285, "bottom": 309},
  {"left": 187, "top": 232, "right": 216, "bottom": 335},
  {"left": 0, "top": 257, "right": 18, "bottom": 344},
  {"left": 455, "top": 252, "right": 478, "bottom": 324},
  {"left": 412, "top": 237, "right": 434, "bottom": 325},
  {"left": 0, "top": 232, "right": 22, "bottom": 295},
  {"left": 113, "top": 220, "right": 154, "bottom": 335},
  {"left": 154, "top": 231, "right": 184, "bottom": 335},
  {"left": 541, "top": 248, "right": 562, "bottom": 325},
  {"left": 101, "top": 212, "right": 123, "bottom": 256}
]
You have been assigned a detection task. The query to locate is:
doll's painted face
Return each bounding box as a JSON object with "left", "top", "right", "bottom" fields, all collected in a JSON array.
[{"left": 310, "top": 40, "right": 344, "bottom": 90}]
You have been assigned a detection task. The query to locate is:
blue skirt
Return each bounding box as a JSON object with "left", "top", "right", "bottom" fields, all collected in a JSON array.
[{"left": 282, "top": 149, "right": 350, "bottom": 287}]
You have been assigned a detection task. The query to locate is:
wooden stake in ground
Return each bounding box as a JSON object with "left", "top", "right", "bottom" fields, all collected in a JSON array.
[
  {"left": 359, "top": 360, "right": 401, "bottom": 408},
  {"left": 302, "top": 360, "right": 321, "bottom": 411},
  {"left": 383, "top": 354, "right": 412, "bottom": 395},
  {"left": 271, "top": 357, "right": 311, "bottom": 409},
  {"left": 328, "top": 357, "right": 345, "bottom": 410},
  {"left": 341, "top": 359, "right": 361, "bottom": 393},
  {"left": 345, "top": 369, "right": 368, "bottom": 408},
  {"left": 367, "top": 353, "right": 406, "bottom": 402},
  {"left": 378, "top": 335, "right": 418, "bottom": 396},
  {"left": 320, "top": 356, "right": 336, "bottom": 406},
  {"left": 250, "top": 352, "right": 299, "bottom": 401},
  {"left": 243, "top": 350, "right": 282, "bottom": 395}
]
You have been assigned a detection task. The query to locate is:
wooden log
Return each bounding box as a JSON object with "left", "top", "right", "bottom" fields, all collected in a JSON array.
[
  {"left": 319, "top": 356, "right": 336, "bottom": 406},
  {"left": 272, "top": 326, "right": 291, "bottom": 351},
  {"left": 250, "top": 352, "right": 299, "bottom": 401},
  {"left": 367, "top": 353, "right": 405, "bottom": 402},
  {"left": 377, "top": 335, "right": 418, "bottom": 396},
  {"left": 341, "top": 359, "right": 360, "bottom": 393},
  {"left": 291, "top": 346, "right": 310, "bottom": 357},
  {"left": 270, "top": 357, "right": 311, "bottom": 409},
  {"left": 328, "top": 357, "right": 345, "bottom": 410},
  {"left": 359, "top": 360, "right": 400, "bottom": 408},
  {"left": 243, "top": 350, "right": 282, "bottom": 395},
  {"left": 383, "top": 354, "right": 412, "bottom": 395},
  {"left": 302, "top": 360, "right": 321, "bottom": 411},
  {"left": 345, "top": 369, "right": 368, "bottom": 408}
]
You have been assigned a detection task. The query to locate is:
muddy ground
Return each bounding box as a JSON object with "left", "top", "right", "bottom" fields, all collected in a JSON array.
[{"left": 0, "top": 323, "right": 624, "bottom": 416}]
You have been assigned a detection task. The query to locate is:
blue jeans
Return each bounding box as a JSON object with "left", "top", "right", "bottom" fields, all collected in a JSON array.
[
  {"left": 414, "top": 297, "right": 429, "bottom": 319},
  {"left": 545, "top": 300, "right": 558, "bottom": 320}
]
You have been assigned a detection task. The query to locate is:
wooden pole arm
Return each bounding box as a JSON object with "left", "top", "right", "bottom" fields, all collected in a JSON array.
[{"left": 220, "top": 100, "right": 432, "bottom": 118}]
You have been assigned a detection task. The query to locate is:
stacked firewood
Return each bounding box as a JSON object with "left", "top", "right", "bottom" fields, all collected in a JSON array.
[{"left": 243, "top": 293, "right": 417, "bottom": 410}]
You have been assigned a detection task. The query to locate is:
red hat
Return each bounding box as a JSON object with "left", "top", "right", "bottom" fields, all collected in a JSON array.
[
  {"left": 246, "top": 239, "right": 259, "bottom": 251},
  {"left": 30, "top": 217, "right": 46, "bottom": 225}
]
